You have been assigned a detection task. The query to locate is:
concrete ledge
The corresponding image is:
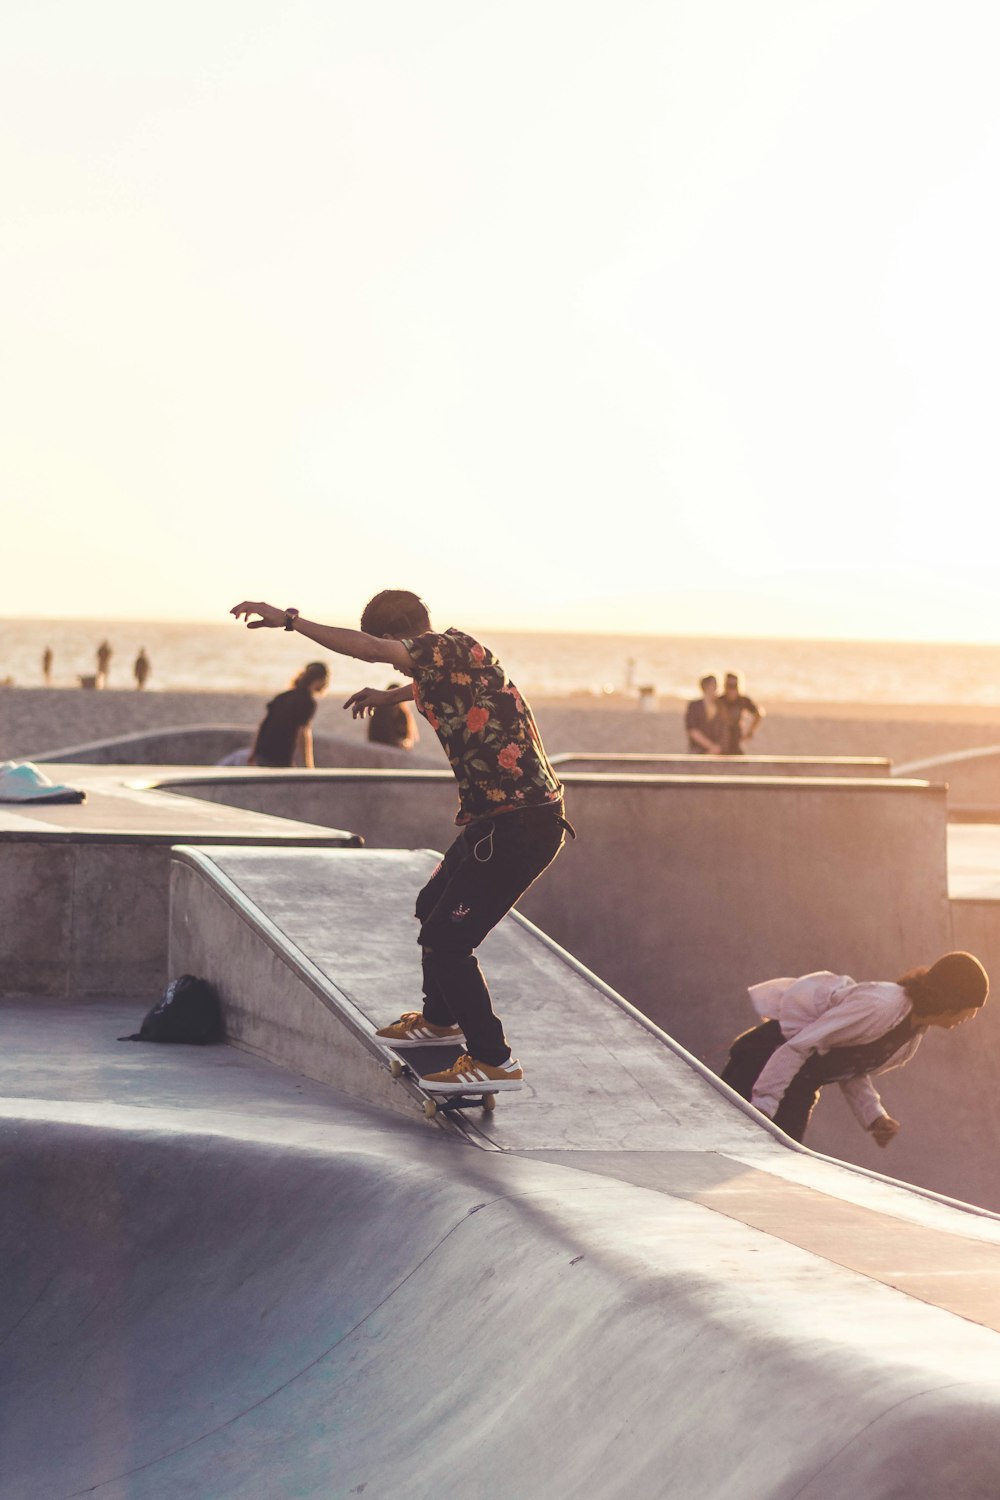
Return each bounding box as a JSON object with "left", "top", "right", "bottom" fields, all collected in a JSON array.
[
  {"left": 0, "top": 766, "right": 361, "bottom": 998},
  {"left": 29, "top": 723, "right": 444, "bottom": 770},
  {"left": 551, "top": 751, "right": 893, "bottom": 775}
]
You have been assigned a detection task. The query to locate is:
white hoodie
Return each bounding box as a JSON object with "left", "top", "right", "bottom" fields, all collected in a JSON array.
[{"left": 748, "top": 971, "right": 922, "bottom": 1130}]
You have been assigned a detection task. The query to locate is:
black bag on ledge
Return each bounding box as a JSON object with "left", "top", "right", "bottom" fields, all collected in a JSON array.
[{"left": 118, "top": 975, "right": 223, "bottom": 1044}]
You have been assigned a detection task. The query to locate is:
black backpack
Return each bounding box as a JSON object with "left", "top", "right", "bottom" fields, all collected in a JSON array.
[{"left": 119, "top": 974, "right": 223, "bottom": 1044}]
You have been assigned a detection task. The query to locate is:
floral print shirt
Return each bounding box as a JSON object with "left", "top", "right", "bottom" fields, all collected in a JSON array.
[{"left": 402, "top": 628, "right": 563, "bottom": 825}]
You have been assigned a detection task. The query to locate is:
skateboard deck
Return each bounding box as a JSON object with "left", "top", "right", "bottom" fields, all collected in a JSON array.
[{"left": 381, "top": 1042, "right": 500, "bottom": 1119}]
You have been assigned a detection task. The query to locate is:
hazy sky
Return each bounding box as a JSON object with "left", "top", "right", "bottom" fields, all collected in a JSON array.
[{"left": 4, "top": 1, "right": 1000, "bottom": 640}]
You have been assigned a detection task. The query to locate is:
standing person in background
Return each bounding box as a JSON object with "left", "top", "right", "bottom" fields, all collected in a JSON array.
[
  {"left": 720, "top": 951, "right": 988, "bottom": 1146},
  {"left": 95, "top": 639, "right": 112, "bottom": 689},
  {"left": 367, "top": 681, "right": 419, "bottom": 750},
  {"left": 685, "top": 674, "right": 722, "bottom": 754},
  {"left": 134, "top": 647, "right": 151, "bottom": 690},
  {"left": 716, "top": 671, "right": 763, "bottom": 754},
  {"left": 249, "top": 661, "right": 329, "bottom": 768},
  {"left": 230, "top": 590, "right": 573, "bottom": 1094},
  {"left": 42, "top": 646, "right": 53, "bottom": 685}
]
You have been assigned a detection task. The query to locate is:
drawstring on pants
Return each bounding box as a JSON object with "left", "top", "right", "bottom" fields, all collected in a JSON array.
[{"left": 473, "top": 810, "right": 576, "bottom": 864}]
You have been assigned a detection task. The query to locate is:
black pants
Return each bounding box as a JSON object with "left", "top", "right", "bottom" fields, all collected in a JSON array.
[
  {"left": 721, "top": 1020, "right": 824, "bottom": 1142},
  {"left": 416, "top": 803, "right": 569, "bottom": 1066}
]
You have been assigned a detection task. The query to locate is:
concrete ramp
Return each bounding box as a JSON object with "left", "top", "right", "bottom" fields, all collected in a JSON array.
[
  {"left": 5, "top": 1006, "right": 1000, "bottom": 1499},
  {"left": 168, "top": 845, "right": 773, "bottom": 1152}
]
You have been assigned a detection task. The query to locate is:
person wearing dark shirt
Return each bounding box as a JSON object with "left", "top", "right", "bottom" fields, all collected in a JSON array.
[
  {"left": 250, "top": 661, "right": 328, "bottom": 768},
  {"left": 231, "top": 590, "right": 573, "bottom": 1093},
  {"left": 134, "top": 647, "right": 151, "bottom": 690},
  {"left": 685, "top": 674, "right": 722, "bottom": 754},
  {"left": 367, "top": 680, "right": 419, "bottom": 749},
  {"left": 716, "top": 671, "right": 763, "bottom": 754}
]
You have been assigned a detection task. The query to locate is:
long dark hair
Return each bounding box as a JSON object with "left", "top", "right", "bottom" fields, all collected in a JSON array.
[
  {"left": 897, "top": 955, "right": 989, "bottom": 1016},
  {"left": 896, "top": 968, "right": 937, "bottom": 1014}
]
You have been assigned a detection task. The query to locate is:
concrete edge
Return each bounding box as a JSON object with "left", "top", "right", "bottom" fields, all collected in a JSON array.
[
  {"left": 550, "top": 752, "right": 893, "bottom": 767},
  {"left": 138, "top": 766, "right": 940, "bottom": 794}
]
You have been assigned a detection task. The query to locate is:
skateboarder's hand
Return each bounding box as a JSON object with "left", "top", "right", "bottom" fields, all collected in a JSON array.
[
  {"left": 869, "top": 1115, "right": 900, "bottom": 1148},
  {"left": 344, "top": 686, "right": 389, "bottom": 718},
  {"left": 231, "top": 601, "right": 284, "bottom": 629}
]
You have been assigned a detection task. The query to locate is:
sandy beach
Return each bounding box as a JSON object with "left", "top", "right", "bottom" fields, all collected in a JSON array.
[{"left": 5, "top": 684, "right": 1000, "bottom": 768}]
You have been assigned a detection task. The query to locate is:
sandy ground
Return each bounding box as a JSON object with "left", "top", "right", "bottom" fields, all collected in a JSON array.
[{"left": 4, "top": 684, "right": 1000, "bottom": 766}]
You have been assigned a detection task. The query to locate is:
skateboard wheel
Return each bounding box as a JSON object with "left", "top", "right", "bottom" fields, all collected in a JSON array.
[
  {"left": 389, "top": 1058, "right": 403, "bottom": 1078},
  {"left": 423, "top": 1099, "right": 438, "bottom": 1119},
  {"left": 483, "top": 1093, "right": 497, "bottom": 1113}
]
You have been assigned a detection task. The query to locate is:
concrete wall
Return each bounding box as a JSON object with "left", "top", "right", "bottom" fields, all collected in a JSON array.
[
  {"left": 169, "top": 858, "right": 412, "bottom": 1117},
  {"left": 530, "top": 777, "right": 950, "bottom": 1066},
  {"left": 0, "top": 816, "right": 360, "bottom": 1000},
  {"left": 165, "top": 771, "right": 950, "bottom": 1066},
  {"left": 0, "top": 840, "right": 169, "bottom": 999},
  {"left": 895, "top": 745, "right": 1000, "bottom": 818}
]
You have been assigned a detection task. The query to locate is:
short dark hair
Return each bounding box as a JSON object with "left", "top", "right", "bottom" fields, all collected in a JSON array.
[
  {"left": 700, "top": 674, "right": 717, "bottom": 692},
  {"left": 360, "top": 590, "right": 431, "bottom": 639}
]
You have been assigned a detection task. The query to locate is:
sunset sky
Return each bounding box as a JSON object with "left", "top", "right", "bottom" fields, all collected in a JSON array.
[{"left": 4, "top": 1, "right": 1000, "bottom": 641}]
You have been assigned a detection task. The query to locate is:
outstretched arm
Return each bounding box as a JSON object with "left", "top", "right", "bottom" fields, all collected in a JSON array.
[
  {"left": 231, "top": 602, "right": 414, "bottom": 674},
  {"left": 343, "top": 683, "right": 415, "bottom": 719}
]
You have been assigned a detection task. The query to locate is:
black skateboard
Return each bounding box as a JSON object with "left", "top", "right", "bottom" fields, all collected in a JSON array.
[{"left": 381, "top": 1042, "right": 500, "bottom": 1119}]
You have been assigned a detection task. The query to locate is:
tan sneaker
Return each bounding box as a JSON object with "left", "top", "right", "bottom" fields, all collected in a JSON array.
[
  {"left": 376, "top": 1012, "right": 464, "bottom": 1048},
  {"left": 419, "top": 1053, "right": 525, "bottom": 1093}
]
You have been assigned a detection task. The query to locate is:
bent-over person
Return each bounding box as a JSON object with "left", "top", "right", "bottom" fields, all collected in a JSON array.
[{"left": 721, "top": 951, "right": 988, "bottom": 1145}]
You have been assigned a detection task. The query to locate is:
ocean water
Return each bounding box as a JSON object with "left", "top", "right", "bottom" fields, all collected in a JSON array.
[{"left": 2, "top": 617, "right": 1000, "bottom": 706}]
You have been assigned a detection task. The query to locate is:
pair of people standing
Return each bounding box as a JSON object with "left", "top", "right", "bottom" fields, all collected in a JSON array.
[{"left": 685, "top": 672, "right": 763, "bottom": 755}]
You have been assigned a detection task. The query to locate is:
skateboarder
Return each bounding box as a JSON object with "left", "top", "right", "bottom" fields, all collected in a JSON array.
[
  {"left": 720, "top": 950, "right": 989, "bottom": 1145},
  {"left": 231, "top": 590, "right": 572, "bottom": 1093}
]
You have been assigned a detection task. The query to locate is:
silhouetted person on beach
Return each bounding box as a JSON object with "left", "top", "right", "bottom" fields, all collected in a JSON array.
[
  {"left": 685, "top": 674, "right": 723, "bottom": 754},
  {"left": 95, "top": 639, "right": 112, "bottom": 690},
  {"left": 133, "top": 647, "right": 151, "bottom": 690},
  {"left": 250, "top": 661, "right": 329, "bottom": 768},
  {"left": 42, "top": 647, "right": 53, "bottom": 686},
  {"left": 716, "top": 671, "right": 762, "bottom": 753},
  {"left": 721, "top": 951, "right": 988, "bottom": 1146},
  {"left": 231, "top": 590, "right": 573, "bottom": 1095},
  {"left": 367, "top": 680, "right": 419, "bottom": 750}
]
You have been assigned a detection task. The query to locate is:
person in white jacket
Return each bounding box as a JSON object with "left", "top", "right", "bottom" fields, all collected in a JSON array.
[{"left": 720, "top": 950, "right": 988, "bottom": 1146}]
